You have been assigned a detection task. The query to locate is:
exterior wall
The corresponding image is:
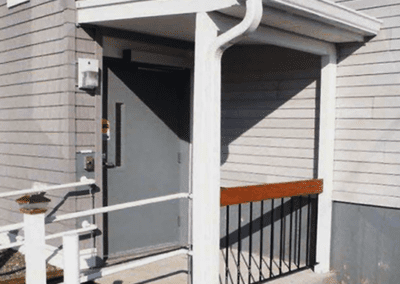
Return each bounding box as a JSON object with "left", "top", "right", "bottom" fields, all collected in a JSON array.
[
  {"left": 332, "top": 0, "right": 400, "bottom": 208},
  {"left": 329, "top": 1, "right": 400, "bottom": 283},
  {"left": 0, "top": 0, "right": 86, "bottom": 243},
  {"left": 219, "top": 45, "right": 320, "bottom": 259},
  {"left": 331, "top": 202, "right": 400, "bottom": 284},
  {"left": 220, "top": 45, "right": 320, "bottom": 187}
]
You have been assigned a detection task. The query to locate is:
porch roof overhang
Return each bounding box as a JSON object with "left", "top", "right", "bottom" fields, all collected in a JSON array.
[{"left": 77, "top": 0, "right": 382, "bottom": 52}]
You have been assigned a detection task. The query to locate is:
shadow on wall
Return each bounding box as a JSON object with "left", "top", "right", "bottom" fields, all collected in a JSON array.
[{"left": 220, "top": 45, "right": 321, "bottom": 183}]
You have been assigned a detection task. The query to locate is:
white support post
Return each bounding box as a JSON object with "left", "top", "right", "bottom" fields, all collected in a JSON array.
[
  {"left": 24, "top": 213, "right": 47, "bottom": 284},
  {"left": 63, "top": 232, "right": 81, "bottom": 284},
  {"left": 191, "top": 12, "right": 220, "bottom": 284},
  {"left": 316, "top": 51, "right": 337, "bottom": 273}
]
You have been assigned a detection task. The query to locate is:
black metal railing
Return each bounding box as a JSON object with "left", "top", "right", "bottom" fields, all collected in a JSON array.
[{"left": 220, "top": 180, "right": 321, "bottom": 284}]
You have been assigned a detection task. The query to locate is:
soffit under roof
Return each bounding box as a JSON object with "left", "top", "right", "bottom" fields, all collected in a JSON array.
[{"left": 77, "top": 0, "right": 382, "bottom": 44}]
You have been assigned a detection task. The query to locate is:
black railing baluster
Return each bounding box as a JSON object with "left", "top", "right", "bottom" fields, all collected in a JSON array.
[
  {"left": 259, "top": 200, "right": 264, "bottom": 282},
  {"left": 220, "top": 180, "right": 322, "bottom": 284},
  {"left": 248, "top": 202, "right": 253, "bottom": 284},
  {"left": 306, "top": 195, "right": 311, "bottom": 266},
  {"left": 298, "top": 196, "right": 302, "bottom": 268},
  {"left": 279, "top": 198, "right": 284, "bottom": 275},
  {"left": 269, "top": 199, "right": 274, "bottom": 278},
  {"left": 289, "top": 197, "right": 293, "bottom": 272},
  {"left": 294, "top": 200, "right": 298, "bottom": 268},
  {"left": 237, "top": 204, "right": 242, "bottom": 284},
  {"left": 226, "top": 206, "right": 230, "bottom": 284}
]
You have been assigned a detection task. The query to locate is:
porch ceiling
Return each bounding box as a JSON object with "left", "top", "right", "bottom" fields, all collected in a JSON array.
[{"left": 77, "top": 0, "right": 382, "bottom": 45}]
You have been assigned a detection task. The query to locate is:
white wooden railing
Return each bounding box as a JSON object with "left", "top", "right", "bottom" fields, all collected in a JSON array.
[{"left": 0, "top": 177, "right": 191, "bottom": 284}]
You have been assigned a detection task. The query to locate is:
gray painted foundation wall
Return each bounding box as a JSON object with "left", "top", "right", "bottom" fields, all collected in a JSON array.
[{"left": 331, "top": 202, "right": 400, "bottom": 284}]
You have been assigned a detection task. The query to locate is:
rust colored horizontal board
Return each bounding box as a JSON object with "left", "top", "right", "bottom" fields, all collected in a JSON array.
[{"left": 220, "top": 179, "right": 323, "bottom": 207}]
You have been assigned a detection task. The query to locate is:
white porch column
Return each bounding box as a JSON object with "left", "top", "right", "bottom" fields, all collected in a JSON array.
[
  {"left": 316, "top": 52, "right": 337, "bottom": 273},
  {"left": 191, "top": 12, "right": 220, "bottom": 284},
  {"left": 24, "top": 213, "right": 47, "bottom": 284}
]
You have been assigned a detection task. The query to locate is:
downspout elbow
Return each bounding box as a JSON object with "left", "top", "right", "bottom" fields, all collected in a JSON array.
[{"left": 211, "top": 0, "right": 263, "bottom": 57}]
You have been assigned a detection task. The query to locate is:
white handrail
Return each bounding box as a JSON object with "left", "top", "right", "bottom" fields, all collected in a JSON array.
[
  {"left": 0, "top": 176, "right": 95, "bottom": 199},
  {"left": 0, "top": 222, "right": 24, "bottom": 233},
  {"left": 0, "top": 224, "right": 98, "bottom": 251},
  {"left": 48, "top": 192, "right": 190, "bottom": 223}
]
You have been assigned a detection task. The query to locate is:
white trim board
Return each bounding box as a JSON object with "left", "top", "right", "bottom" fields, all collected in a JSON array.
[
  {"left": 7, "top": 0, "right": 29, "bottom": 8},
  {"left": 333, "top": 191, "right": 400, "bottom": 209}
]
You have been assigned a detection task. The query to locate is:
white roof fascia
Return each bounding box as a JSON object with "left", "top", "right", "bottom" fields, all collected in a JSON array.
[
  {"left": 264, "top": 0, "right": 382, "bottom": 37},
  {"left": 77, "top": 0, "right": 240, "bottom": 23}
]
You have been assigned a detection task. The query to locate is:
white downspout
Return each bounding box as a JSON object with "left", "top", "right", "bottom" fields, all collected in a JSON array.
[
  {"left": 211, "top": 0, "right": 263, "bottom": 57},
  {"left": 191, "top": 1, "right": 263, "bottom": 284}
]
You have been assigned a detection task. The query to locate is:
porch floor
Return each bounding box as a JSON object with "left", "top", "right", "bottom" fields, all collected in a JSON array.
[{"left": 93, "top": 249, "right": 339, "bottom": 284}]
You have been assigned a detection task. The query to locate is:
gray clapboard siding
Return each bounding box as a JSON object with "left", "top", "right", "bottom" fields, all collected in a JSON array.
[
  {"left": 337, "top": 72, "right": 400, "bottom": 86},
  {"left": 336, "top": 119, "right": 400, "bottom": 130},
  {"left": 0, "top": 0, "right": 78, "bottom": 234},
  {"left": 0, "top": 10, "right": 75, "bottom": 41},
  {"left": 224, "top": 98, "right": 318, "bottom": 109},
  {"left": 0, "top": 165, "right": 75, "bottom": 184},
  {"left": 221, "top": 171, "right": 309, "bottom": 185},
  {"left": 0, "top": 119, "right": 74, "bottom": 132},
  {"left": 227, "top": 145, "right": 314, "bottom": 157},
  {"left": 336, "top": 129, "right": 400, "bottom": 140},
  {"left": 0, "top": 23, "right": 75, "bottom": 52},
  {"left": 335, "top": 140, "right": 400, "bottom": 153},
  {"left": 339, "top": 39, "right": 400, "bottom": 55},
  {"left": 0, "top": 144, "right": 74, "bottom": 159},
  {"left": 336, "top": 0, "right": 400, "bottom": 10},
  {"left": 333, "top": 181, "right": 400, "bottom": 197},
  {"left": 223, "top": 128, "right": 316, "bottom": 139},
  {"left": 221, "top": 46, "right": 319, "bottom": 187},
  {"left": 76, "top": 38, "right": 96, "bottom": 54},
  {"left": 0, "top": 79, "right": 76, "bottom": 96},
  {"left": 76, "top": 93, "right": 96, "bottom": 106},
  {"left": 381, "top": 16, "right": 400, "bottom": 29},
  {"left": 338, "top": 50, "right": 400, "bottom": 66},
  {"left": 0, "top": 0, "right": 66, "bottom": 29},
  {"left": 336, "top": 85, "right": 400, "bottom": 97},
  {"left": 334, "top": 160, "right": 400, "bottom": 176},
  {"left": 0, "top": 154, "right": 75, "bottom": 172},
  {"left": 334, "top": 0, "right": 400, "bottom": 209},
  {"left": 221, "top": 163, "right": 314, "bottom": 177},
  {"left": 0, "top": 65, "right": 75, "bottom": 87},
  {"left": 337, "top": 61, "right": 400, "bottom": 76},
  {"left": 334, "top": 171, "right": 400, "bottom": 187},
  {"left": 0, "top": 106, "right": 74, "bottom": 119},
  {"left": 0, "top": 37, "right": 74, "bottom": 64},
  {"left": 348, "top": 3, "right": 400, "bottom": 18},
  {"left": 227, "top": 136, "right": 316, "bottom": 148},
  {"left": 0, "top": 93, "right": 73, "bottom": 109},
  {"left": 225, "top": 154, "right": 315, "bottom": 168},
  {"left": 370, "top": 26, "right": 400, "bottom": 41},
  {"left": 76, "top": 134, "right": 96, "bottom": 147},
  {"left": 76, "top": 106, "right": 95, "bottom": 119},
  {"left": 76, "top": 120, "right": 95, "bottom": 133},
  {"left": 222, "top": 118, "right": 317, "bottom": 129},
  {"left": 0, "top": 132, "right": 74, "bottom": 145},
  {"left": 222, "top": 108, "right": 317, "bottom": 119},
  {"left": 0, "top": 52, "right": 75, "bottom": 76},
  {"left": 0, "top": 0, "right": 60, "bottom": 17},
  {"left": 335, "top": 108, "right": 400, "bottom": 119}
]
